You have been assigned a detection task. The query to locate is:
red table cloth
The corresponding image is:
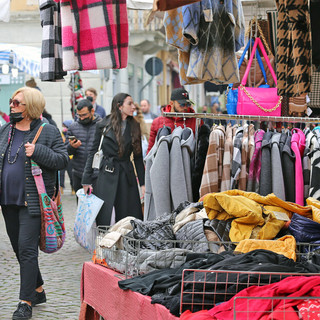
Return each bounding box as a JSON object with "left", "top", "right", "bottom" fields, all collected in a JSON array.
[{"left": 80, "top": 261, "right": 180, "bottom": 319}]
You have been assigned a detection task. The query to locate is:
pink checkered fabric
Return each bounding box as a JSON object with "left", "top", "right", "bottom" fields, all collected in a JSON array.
[{"left": 59, "top": 0, "right": 128, "bottom": 71}]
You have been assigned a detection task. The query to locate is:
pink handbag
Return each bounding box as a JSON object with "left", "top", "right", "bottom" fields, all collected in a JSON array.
[{"left": 237, "top": 38, "right": 282, "bottom": 116}]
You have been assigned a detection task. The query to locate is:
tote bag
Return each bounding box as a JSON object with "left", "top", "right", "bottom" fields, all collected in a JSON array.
[{"left": 237, "top": 38, "right": 282, "bottom": 116}]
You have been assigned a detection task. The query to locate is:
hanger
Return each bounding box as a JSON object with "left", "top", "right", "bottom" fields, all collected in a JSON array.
[{"left": 183, "top": 117, "right": 186, "bottom": 129}]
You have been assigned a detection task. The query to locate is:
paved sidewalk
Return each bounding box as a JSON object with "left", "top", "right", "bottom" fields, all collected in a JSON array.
[{"left": 0, "top": 188, "right": 91, "bottom": 320}]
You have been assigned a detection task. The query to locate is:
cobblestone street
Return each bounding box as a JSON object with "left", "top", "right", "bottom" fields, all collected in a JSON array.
[{"left": 0, "top": 186, "right": 91, "bottom": 320}]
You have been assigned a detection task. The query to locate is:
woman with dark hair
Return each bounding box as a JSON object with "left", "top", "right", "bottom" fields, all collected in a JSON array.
[{"left": 82, "top": 93, "right": 145, "bottom": 225}]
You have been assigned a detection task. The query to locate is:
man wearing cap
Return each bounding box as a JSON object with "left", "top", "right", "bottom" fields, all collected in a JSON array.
[
  {"left": 147, "top": 88, "right": 198, "bottom": 153},
  {"left": 65, "top": 98, "right": 101, "bottom": 196}
]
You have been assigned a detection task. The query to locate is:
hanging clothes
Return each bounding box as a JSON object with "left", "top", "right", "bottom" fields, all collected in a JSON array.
[
  {"left": 276, "top": 0, "right": 311, "bottom": 97},
  {"left": 271, "top": 133, "right": 286, "bottom": 200},
  {"left": 192, "top": 124, "right": 211, "bottom": 201},
  {"left": 199, "top": 125, "right": 225, "bottom": 197},
  {"left": 221, "top": 123, "right": 234, "bottom": 192},
  {"left": 144, "top": 126, "right": 172, "bottom": 221},
  {"left": 291, "top": 128, "right": 306, "bottom": 205},
  {"left": 59, "top": 0, "right": 128, "bottom": 71},
  {"left": 309, "top": 128, "right": 320, "bottom": 200},
  {"left": 230, "top": 126, "right": 243, "bottom": 190},
  {"left": 39, "top": 0, "right": 67, "bottom": 81},
  {"left": 303, "top": 128, "right": 312, "bottom": 201},
  {"left": 259, "top": 131, "right": 274, "bottom": 196},
  {"left": 181, "top": 127, "right": 196, "bottom": 202},
  {"left": 239, "top": 124, "right": 250, "bottom": 191},
  {"left": 280, "top": 133, "right": 296, "bottom": 202},
  {"left": 310, "top": 0, "right": 320, "bottom": 67},
  {"left": 247, "top": 129, "right": 265, "bottom": 193}
]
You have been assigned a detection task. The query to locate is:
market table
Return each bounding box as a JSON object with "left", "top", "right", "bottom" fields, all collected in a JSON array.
[{"left": 80, "top": 261, "right": 180, "bottom": 319}]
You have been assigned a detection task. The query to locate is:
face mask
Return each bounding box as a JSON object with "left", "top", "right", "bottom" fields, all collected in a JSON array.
[
  {"left": 62, "top": 127, "right": 68, "bottom": 133},
  {"left": 133, "top": 111, "right": 137, "bottom": 117},
  {"left": 79, "top": 117, "right": 92, "bottom": 125},
  {"left": 9, "top": 112, "right": 24, "bottom": 123}
]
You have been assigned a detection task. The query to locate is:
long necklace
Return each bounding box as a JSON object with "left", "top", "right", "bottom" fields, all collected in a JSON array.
[{"left": 7, "top": 127, "right": 24, "bottom": 164}]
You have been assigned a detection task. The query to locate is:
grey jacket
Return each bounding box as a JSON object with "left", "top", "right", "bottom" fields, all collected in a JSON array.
[
  {"left": 0, "top": 119, "right": 69, "bottom": 216},
  {"left": 181, "top": 127, "right": 195, "bottom": 202},
  {"left": 144, "top": 126, "right": 172, "bottom": 221}
]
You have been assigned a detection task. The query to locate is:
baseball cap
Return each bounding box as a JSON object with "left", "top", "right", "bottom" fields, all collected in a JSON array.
[{"left": 170, "top": 88, "right": 192, "bottom": 105}]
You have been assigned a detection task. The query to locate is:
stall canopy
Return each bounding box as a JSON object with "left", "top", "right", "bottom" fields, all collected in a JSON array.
[{"left": 0, "top": 43, "right": 41, "bottom": 78}]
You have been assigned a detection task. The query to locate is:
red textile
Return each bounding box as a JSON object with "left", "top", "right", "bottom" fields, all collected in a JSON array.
[
  {"left": 297, "top": 299, "right": 320, "bottom": 320},
  {"left": 180, "top": 310, "right": 214, "bottom": 320},
  {"left": 208, "top": 276, "right": 320, "bottom": 320},
  {"left": 80, "top": 262, "right": 180, "bottom": 320},
  {"left": 147, "top": 105, "right": 198, "bottom": 154},
  {"left": 59, "top": 0, "right": 128, "bottom": 71}
]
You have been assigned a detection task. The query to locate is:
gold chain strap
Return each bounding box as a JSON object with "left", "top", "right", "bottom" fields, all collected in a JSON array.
[
  {"left": 239, "top": 85, "right": 283, "bottom": 113},
  {"left": 245, "top": 17, "right": 273, "bottom": 56}
]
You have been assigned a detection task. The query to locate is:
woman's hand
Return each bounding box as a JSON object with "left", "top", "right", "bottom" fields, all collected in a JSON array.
[
  {"left": 25, "top": 142, "right": 35, "bottom": 157},
  {"left": 140, "top": 185, "right": 145, "bottom": 199},
  {"left": 83, "top": 185, "right": 93, "bottom": 195}
]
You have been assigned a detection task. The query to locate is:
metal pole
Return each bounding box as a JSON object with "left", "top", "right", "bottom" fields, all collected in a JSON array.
[{"left": 139, "top": 75, "right": 154, "bottom": 103}]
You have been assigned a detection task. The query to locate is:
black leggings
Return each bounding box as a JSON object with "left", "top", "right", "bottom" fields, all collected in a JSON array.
[{"left": 1, "top": 205, "right": 43, "bottom": 301}]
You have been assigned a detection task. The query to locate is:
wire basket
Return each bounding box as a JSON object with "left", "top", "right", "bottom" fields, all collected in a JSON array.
[
  {"left": 93, "top": 226, "right": 320, "bottom": 278},
  {"left": 93, "top": 226, "right": 236, "bottom": 278}
]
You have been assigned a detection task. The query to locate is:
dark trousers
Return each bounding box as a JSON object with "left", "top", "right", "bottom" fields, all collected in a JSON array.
[{"left": 1, "top": 205, "right": 43, "bottom": 301}]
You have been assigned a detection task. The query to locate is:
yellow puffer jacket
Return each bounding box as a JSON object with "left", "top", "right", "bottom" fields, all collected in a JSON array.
[
  {"left": 234, "top": 235, "right": 297, "bottom": 261},
  {"left": 203, "top": 190, "right": 319, "bottom": 242}
]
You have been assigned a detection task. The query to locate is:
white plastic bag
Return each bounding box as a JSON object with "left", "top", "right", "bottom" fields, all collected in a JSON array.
[{"left": 74, "top": 189, "right": 104, "bottom": 252}]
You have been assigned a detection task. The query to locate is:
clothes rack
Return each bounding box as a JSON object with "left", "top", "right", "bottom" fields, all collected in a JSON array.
[{"left": 163, "top": 112, "right": 320, "bottom": 124}]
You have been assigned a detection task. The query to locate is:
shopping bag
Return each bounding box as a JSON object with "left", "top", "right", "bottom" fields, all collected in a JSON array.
[
  {"left": 74, "top": 189, "right": 104, "bottom": 252},
  {"left": 237, "top": 38, "right": 282, "bottom": 116}
]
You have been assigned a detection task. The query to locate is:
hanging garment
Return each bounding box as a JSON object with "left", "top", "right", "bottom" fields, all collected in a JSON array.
[
  {"left": 291, "top": 128, "right": 306, "bottom": 205},
  {"left": 247, "top": 129, "right": 265, "bottom": 193},
  {"left": 40, "top": 0, "right": 67, "bottom": 81},
  {"left": 276, "top": 0, "right": 311, "bottom": 97},
  {"left": 0, "top": 0, "right": 10, "bottom": 22},
  {"left": 309, "top": 128, "right": 320, "bottom": 200},
  {"left": 59, "top": 0, "right": 128, "bottom": 71},
  {"left": 310, "top": 0, "right": 320, "bottom": 67},
  {"left": 185, "top": 0, "right": 244, "bottom": 84},
  {"left": 221, "top": 124, "right": 234, "bottom": 192},
  {"left": 271, "top": 133, "right": 285, "bottom": 200},
  {"left": 230, "top": 126, "right": 243, "bottom": 189},
  {"left": 259, "top": 131, "right": 274, "bottom": 196},
  {"left": 239, "top": 124, "right": 250, "bottom": 191},
  {"left": 192, "top": 124, "right": 211, "bottom": 201},
  {"left": 303, "top": 128, "right": 312, "bottom": 201},
  {"left": 280, "top": 133, "right": 296, "bottom": 203},
  {"left": 267, "top": 10, "right": 278, "bottom": 57},
  {"left": 308, "top": 65, "right": 320, "bottom": 108},
  {"left": 144, "top": 126, "right": 172, "bottom": 221},
  {"left": 154, "top": 0, "right": 201, "bottom": 11},
  {"left": 200, "top": 125, "right": 225, "bottom": 197},
  {"left": 181, "top": 127, "right": 196, "bottom": 202}
]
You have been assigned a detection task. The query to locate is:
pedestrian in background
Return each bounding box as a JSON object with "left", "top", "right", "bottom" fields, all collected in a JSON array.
[
  {"left": 0, "top": 87, "right": 68, "bottom": 320},
  {"left": 140, "top": 99, "right": 158, "bottom": 121},
  {"left": 65, "top": 99, "right": 101, "bottom": 196},
  {"left": 82, "top": 93, "right": 145, "bottom": 226},
  {"left": 134, "top": 102, "right": 149, "bottom": 158},
  {"left": 85, "top": 87, "right": 106, "bottom": 119}
]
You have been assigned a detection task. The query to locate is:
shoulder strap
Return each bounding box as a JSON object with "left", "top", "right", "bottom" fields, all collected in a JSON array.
[{"left": 32, "top": 123, "right": 47, "bottom": 144}]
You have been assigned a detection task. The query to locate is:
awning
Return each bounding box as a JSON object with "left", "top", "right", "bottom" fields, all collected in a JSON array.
[{"left": 0, "top": 43, "right": 41, "bottom": 78}]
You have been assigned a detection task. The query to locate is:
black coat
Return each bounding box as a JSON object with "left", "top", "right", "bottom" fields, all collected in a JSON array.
[
  {"left": 0, "top": 119, "right": 69, "bottom": 216},
  {"left": 82, "top": 116, "right": 145, "bottom": 225},
  {"left": 66, "top": 114, "right": 101, "bottom": 178}
]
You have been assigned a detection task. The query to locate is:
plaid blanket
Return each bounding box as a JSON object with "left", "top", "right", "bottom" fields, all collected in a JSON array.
[
  {"left": 60, "top": 0, "right": 128, "bottom": 71},
  {"left": 40, "top": 0, "right": 67, "bottom": 81}
]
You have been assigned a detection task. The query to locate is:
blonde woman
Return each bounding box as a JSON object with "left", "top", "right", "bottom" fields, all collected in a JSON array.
[
  {"left": 0, "top": 87, "right": 68, "bottom": 319},
  {"left": 134, "top": 102, "right": 149, "bottom": 158}
]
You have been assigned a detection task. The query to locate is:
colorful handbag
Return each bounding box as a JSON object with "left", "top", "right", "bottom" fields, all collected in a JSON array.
[
  {"left": 237, "top": 37, "right": 282, "bottom": 116},
  {"left": 31, "top": 123, "right": 66, "bottom": 254},
  {"left": 226, "top": 39, "right": 269, "bottom": 115}
]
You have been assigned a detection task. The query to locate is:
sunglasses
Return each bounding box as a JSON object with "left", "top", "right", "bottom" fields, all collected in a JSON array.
[{"left": 9, "top": 98, "right": 26, "bottom": 108}]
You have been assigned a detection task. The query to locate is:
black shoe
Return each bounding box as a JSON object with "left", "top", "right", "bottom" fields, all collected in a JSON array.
[
  {"left": 31, "top": 290, "right": 46, "bottom": 307},
  {"left": 12, "top": 302, "right": 32, "bottom": 320}
]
